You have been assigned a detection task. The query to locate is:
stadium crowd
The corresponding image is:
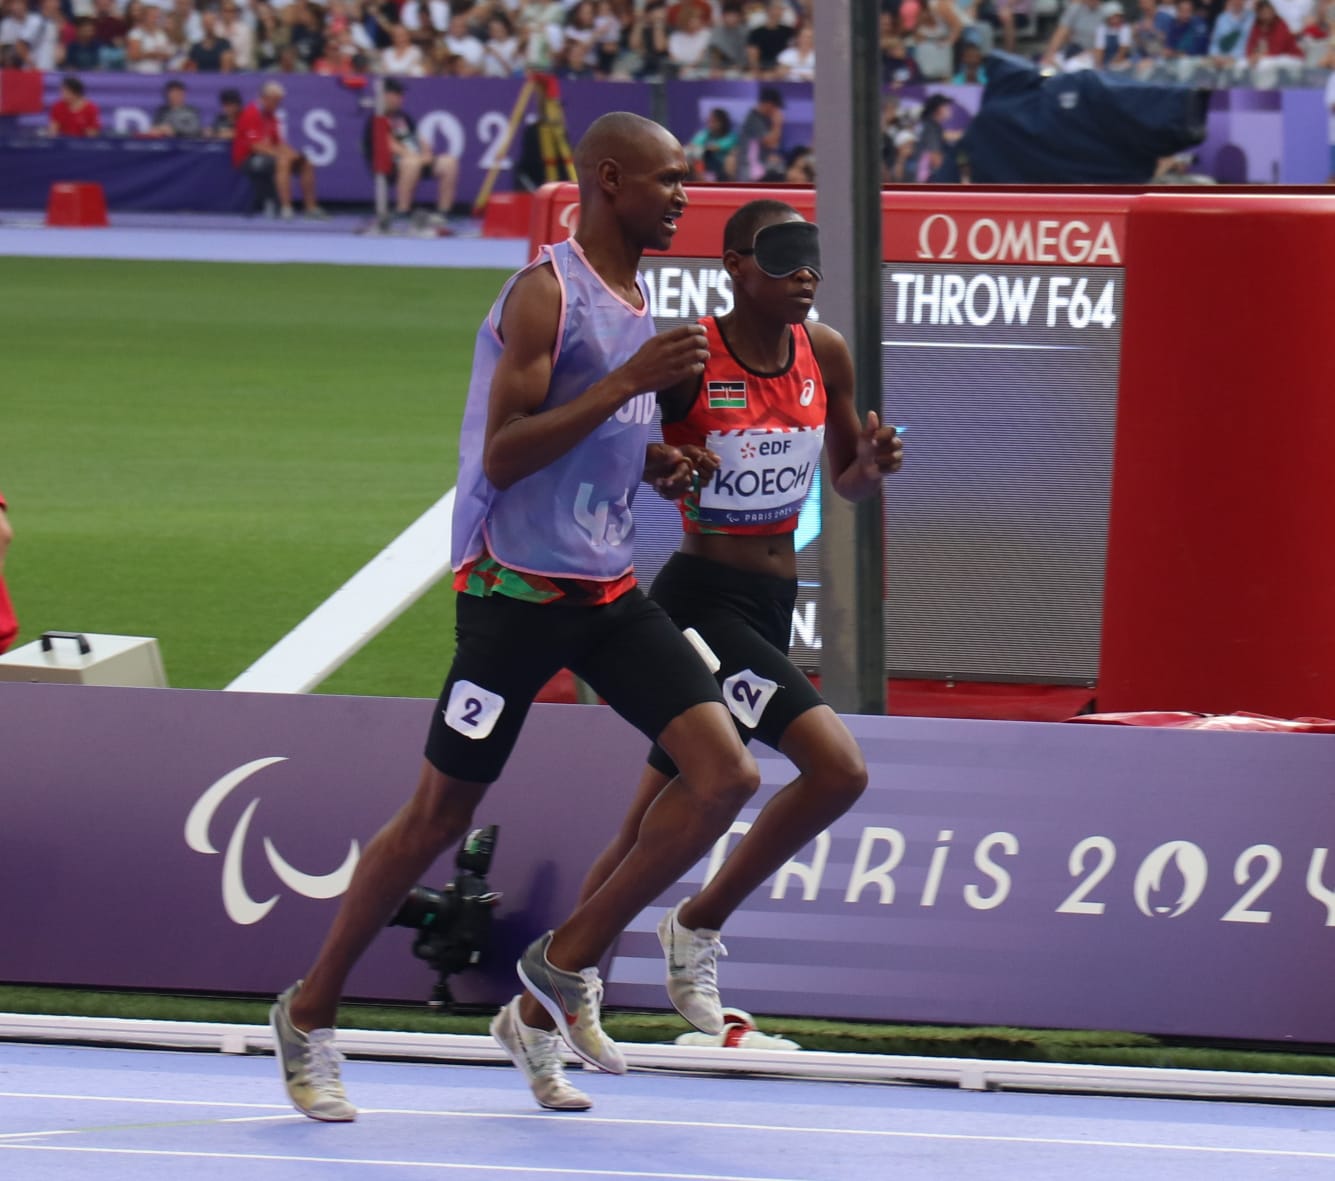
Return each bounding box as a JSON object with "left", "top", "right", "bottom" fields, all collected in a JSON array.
[{"left": 2, "top": 0, "right": 1333, "bottom": 89}]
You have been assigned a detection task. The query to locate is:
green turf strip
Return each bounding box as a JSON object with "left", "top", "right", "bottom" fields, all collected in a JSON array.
[
  {"left": 2, "top": 986, "right": 1332, "bottom": 1076},
  {"left": 0, "top": 256, "right": 504, "bottom": 697}
]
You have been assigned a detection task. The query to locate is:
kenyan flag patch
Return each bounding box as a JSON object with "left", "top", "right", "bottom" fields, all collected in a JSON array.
[{"left": 706, "top": 380, "right": 747, "bottom": 409}]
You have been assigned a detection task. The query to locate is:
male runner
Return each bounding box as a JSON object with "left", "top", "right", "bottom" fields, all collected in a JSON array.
[
  {"left": 270, "top": 113, "right": 760, "bottom": 1121},
  {"left": 498, "top": 199, "right": 904, "bottom": 1108}
]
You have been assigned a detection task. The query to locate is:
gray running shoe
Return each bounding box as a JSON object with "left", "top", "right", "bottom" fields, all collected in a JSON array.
[
  {"left": 658, "top": 900, "right": 726, "bottom": 1035},
  {"left": 490, "top": 996, "right": 593, "bottom": 1110},
  {"left": 517, "top": 932, "right": 626, "bottom": 1075},
  {"left": 269, "top": 981, "right": 356, "bottom": 1122}
]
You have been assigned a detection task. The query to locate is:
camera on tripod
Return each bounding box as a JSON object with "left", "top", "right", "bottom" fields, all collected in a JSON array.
[{"left": 388, "top": 825, "right": 501, "bottom": 1010}]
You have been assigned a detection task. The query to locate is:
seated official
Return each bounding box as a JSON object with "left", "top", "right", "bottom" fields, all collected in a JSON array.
[{"left": 47, "top": 75, "right": 102, "bottom": 137}]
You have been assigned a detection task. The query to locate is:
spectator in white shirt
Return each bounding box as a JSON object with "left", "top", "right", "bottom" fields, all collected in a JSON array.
[
  {"left": 400, "top": 0, "right": 448, "bottom": 40},
  {"left": 380, "top": 21, "right": 426, "bottom": 74},
  {"left": 774, "top": 20, "right": 813, "bottom": 78},
  {"left": 0, "top": 0, "right": 41, "bottom": 54},
  {"left": 481, "top": 10, "right": 523, "bottom": 75},
  {"left": 218, "top": 0, "right": 254, "bottom": 68},
  {"left": 1271, "top": 0, "right": 1314, "bottom": 32},
  {"left": 442, "top": 9, "right": 485, "bottom": 73},
  {"left": 128, "top": 4, "right": 175, "bottom": 71},
  {"left": 667, "top": 4, "right": 710, "bottom": 72},
  {"left": 27, "top": 0, "right": 63, "bottom": 69},
  {"left": 1093, "top": 0, "right": 1133, "bottom": 68}
]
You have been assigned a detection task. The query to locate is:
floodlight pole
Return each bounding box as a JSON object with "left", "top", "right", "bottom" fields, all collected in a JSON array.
[{"left": 814, "top": 0, "right": 886, "bottom": 715}]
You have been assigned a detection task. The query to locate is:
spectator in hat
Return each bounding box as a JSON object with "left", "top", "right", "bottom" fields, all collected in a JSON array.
[
  {"left": 366, "top": 77, "right": 460, "bottom": 229},
  {"left": 1094, "top": 0, "right": 1133, "bottom": 68},
  {"left": 886, "top": 126, "right": 919, "bottom": 182}
]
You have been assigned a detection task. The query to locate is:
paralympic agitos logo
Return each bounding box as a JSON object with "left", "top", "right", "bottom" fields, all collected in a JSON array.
[{"left": 185, "top": 757, "right": 360, "bottom": 925}]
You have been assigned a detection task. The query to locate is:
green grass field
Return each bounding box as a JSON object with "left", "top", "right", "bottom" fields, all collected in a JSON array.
[{"left": 0, "top": 256, "right": 507, "bottom": 697}]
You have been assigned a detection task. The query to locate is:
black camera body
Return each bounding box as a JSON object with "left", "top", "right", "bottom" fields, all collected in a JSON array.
[{"left": 388, "top": 825, "right": 501, "bottom": 1010}]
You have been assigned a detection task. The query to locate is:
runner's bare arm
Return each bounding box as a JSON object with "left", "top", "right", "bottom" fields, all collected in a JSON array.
[{"left": 811, "top": 321, "right": 903, "bottom": 502}]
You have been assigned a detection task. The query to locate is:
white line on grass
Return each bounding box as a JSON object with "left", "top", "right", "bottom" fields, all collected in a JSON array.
[{"left": 224, "top": 489, "right": 456, "bottom": 693}]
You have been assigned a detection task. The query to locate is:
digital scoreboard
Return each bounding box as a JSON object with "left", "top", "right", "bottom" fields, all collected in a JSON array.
[{"left": 532, "top": 187, "right": 1131, "bottom": 684}]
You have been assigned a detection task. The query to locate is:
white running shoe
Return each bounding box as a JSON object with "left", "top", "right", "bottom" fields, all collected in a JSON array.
[
  {"left": 658, "top": 900, "right": 726, "bottom": 1035},
  {"left": 269, "top": 981, "right": 356, "bottom": 1122},
  {"left": 517, "top": 931, "right": 626, "bottom": 1074},
  {"left": 490, "top": 996, "right": 594, "bottom": 1110}
]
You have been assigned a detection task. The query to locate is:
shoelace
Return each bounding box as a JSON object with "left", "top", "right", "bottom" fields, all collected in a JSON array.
[
  {"left": 687, "top": 931, "right": 727, "bottom": 994},
  {"left": 574, "top": 968, "right": 605, "bottom": 1026},
  {"left": 306, "top": 1036, "right": 346, "bottom": 1089},
  {"left": 525, "top": 1029, "right": 570, "bottom": 1082}
]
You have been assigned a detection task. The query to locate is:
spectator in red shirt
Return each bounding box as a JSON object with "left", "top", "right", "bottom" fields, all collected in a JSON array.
[
  {"left": 0, "top": 488, "right": 17, "bottom": 654},
  {"left": 231, "top": 80, "right": 326, "bottom": 219},
  {"left": 46, "top": 75, "right": 101, "bottom": 137}
]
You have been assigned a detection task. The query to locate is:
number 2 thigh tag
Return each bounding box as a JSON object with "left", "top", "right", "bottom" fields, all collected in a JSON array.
[
  {"left": 444, "top": 680, "right": 505, "bottom": 740},
  {"left": 722, "top": 670, "right": 779, "bottom": 730}
]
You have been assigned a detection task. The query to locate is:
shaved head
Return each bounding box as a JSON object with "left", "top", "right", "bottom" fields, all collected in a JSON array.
[{"left": 574, "top": 112, "right": 679, "bottom": 198}]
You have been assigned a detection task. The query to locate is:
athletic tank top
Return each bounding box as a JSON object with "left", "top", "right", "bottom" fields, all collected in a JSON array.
[
  {"left": 661, "top": 316, "right": 825, "bottom": 536},
  {"left": 451, "top": 238, "right": 657, "bottom": 582}
]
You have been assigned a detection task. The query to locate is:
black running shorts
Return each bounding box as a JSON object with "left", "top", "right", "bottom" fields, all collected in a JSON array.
[
  {"left": 424, "top": 586, "right": 724, "bottom": 783},
  {"left": 645, "top": 550, "right": 825, "bottom": 776}
]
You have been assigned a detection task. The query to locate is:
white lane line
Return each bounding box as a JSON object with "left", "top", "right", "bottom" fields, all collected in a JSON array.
[
  {"left": 0, "top": 1092, "right": 290, "bottom": 1110},
  {"left": 0, "top": 1114, "right": 296, "bottom": 1141},
  {"left": 0, "top": 1144, "right": 805, "bottom": 1180},
  {"left": 1, "top": 1095, "right": 1333, "bottom": 1160}
]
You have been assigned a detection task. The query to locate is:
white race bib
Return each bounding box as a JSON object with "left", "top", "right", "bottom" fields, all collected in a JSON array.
[{"left": 699, "top": 427, "right": 825, "bottom": 527}]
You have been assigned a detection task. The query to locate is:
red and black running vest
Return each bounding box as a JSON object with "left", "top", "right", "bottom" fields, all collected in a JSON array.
[{"left": 662, "top": 316, "right": 826, "bottom": 536}]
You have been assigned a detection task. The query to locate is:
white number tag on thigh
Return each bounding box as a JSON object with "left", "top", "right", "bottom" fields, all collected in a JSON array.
[
  {"left": 721, "top": 669, "right": 779, "bottom": 730},
  {"left": 444, "top": 680, "right": 505, "bottom": 740}
]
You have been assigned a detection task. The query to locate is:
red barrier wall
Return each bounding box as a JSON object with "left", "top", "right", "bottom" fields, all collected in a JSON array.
[
  {"left": 529, "top": 182, "right": 1136, "bottom": 265},
  {"left": 532, "top": 183, "right": 1335, "bottom": 719},
  {"left": 1099, "top": 192, "right": 1335, "bottom": 717}
]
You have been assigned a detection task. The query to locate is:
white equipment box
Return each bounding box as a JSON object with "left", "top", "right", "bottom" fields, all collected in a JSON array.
[{"left": 0, "top": 631, "right": 168, "bottom": 687}]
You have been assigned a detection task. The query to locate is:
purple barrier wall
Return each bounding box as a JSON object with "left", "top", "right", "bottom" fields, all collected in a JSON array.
[
  {"left": 3, "top": 682, "right": 1334, "bottom": 1041},
  {"left": 10, "top": 73, "right": 1327, "bottom": 209},
  {"left": 25, "top": 73, "right": 652, "bottom": 205}
]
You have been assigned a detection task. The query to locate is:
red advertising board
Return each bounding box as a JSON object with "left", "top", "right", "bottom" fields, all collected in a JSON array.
[{"left": 531, "top": 183, "right": 1335, "bottom": 718}]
